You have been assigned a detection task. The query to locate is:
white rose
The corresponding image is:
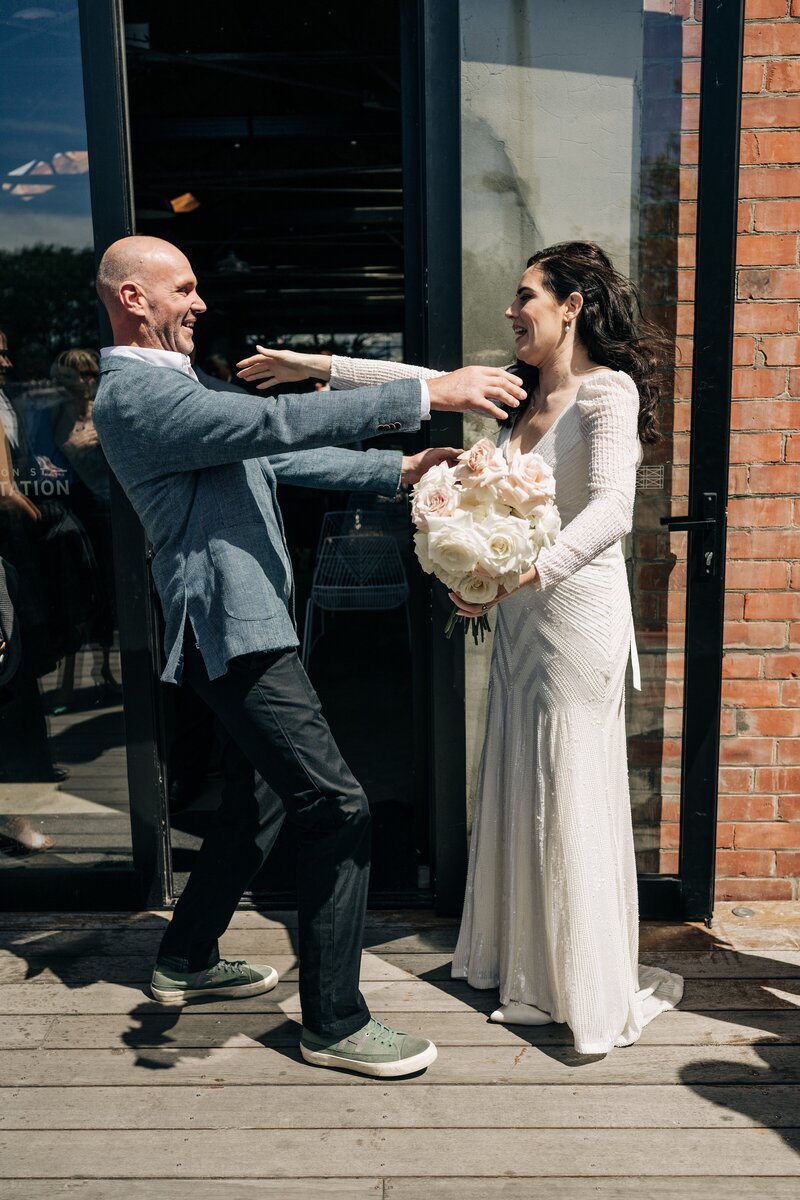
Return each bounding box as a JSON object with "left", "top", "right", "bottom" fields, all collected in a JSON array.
[
  {"left": 498, "top": 449, "right": 556, "bottom": 518},
  {"left": 458, "top": 485, "right": 507, "bottom": 515},
  {"left": 454, "top": 437, "right": 508, "bottom": 490},
  {"left": 426, "top": 509, "right": 486, "bottom": 578},
  {"left": 411, "top": 462, "right": 459, "bottom": 530},
  {"left": 531, "top": 502, "right": 561, "bottom": 551},
  {"left": 453, "top": 573, "right": 500, "bottom": 605},
  {"left": 476, "top": 512, "right": 536, "bottom": 578}
]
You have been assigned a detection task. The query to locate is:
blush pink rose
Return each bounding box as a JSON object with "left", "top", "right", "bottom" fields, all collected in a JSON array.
[
  {"left": 498, "top": 449, "right": 556, "bottom": 517},
  {"left": 411, "top": 462, "right": 459, "bottom": 530},
  {"left": 453, "top": 438, "right": 507, "bottom": 491}
]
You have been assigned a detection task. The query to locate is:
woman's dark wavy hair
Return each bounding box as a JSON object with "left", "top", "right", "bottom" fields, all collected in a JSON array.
[{"left": 513, "top": 241, "right": 668, "bottom": 444}]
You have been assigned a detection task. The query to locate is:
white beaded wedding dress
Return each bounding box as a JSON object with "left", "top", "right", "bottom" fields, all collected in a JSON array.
[{"left": 330, "top": 356, "right": 684, "bottom": 1055}]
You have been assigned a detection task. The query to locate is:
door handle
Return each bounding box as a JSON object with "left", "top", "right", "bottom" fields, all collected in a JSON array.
[{"left": 660, "top": 491, "right": 719, "bottom": 578}]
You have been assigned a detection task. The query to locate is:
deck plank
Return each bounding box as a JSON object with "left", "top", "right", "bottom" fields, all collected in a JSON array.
[{"left": 2, "top": 1128, "right": 800, "bottom": 1178}]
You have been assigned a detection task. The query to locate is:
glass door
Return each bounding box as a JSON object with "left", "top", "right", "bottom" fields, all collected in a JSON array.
[{"left": 457, "top": 0, "right": 744, "bottom": 920}]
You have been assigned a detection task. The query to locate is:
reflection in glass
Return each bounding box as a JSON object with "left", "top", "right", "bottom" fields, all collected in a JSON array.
[
  {"left": 0, "top": 3, "right": 132, "bottom": 871},
  {"left": 460, "top": 1, "right": 700, "bottom": 872}
]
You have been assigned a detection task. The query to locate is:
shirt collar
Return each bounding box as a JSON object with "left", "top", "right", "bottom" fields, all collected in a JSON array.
[{"left": 100, "top": 345, "right": 198, "bottom": 380}]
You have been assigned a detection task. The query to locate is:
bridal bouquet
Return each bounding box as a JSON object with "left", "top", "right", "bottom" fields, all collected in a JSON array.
[{"left": 411, "top": 439, "right": 561, "bottom": 642}]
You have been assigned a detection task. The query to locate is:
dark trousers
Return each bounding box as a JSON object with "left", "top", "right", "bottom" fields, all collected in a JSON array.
[{"left": 157, "top": 630, "right": 372, "bottom": 1041}]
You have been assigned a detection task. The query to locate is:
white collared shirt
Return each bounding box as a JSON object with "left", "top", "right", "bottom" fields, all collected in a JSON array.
[
  {"left": 100, "top": 345, "right": 199, "bottom": 380},
  {"left": 100, "top": 345, "right": 430, "bottom": 418}
]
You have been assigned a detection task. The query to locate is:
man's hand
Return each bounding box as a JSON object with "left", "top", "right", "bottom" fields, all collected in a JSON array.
[
  {"left": 400, "top": 446, "right": 462, "bottom": 487},
  {"left": 427, "top": 367, "right": 527, "bottom": 421},
  {"left": 236, "top": 346, "right": 331, "bottom": 389}
]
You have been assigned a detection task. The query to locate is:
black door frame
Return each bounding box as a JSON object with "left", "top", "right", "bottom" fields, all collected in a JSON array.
[
  {"left": 1, "top": 0, "right": 745, "bottom": 918},
  {"left": 640, "top": 0, "right": 746, "bottom": 922}
]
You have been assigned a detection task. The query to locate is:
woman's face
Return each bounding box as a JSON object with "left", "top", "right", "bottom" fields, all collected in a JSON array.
[{"left": 505, "top": 265, "right": 572, "bottom": 366}]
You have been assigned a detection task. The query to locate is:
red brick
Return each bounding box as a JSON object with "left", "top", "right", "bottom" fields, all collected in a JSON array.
[
  {"left": 743, "top": 61, "right": 767, "bottom": 94},
  {"left": 719, "top": 766, "right": 756, "bottom": 793},
  {"left": 722, "top": 652, "right": 763, "bottom": 679},
  {"left": 678, "top": 204, "right": 697, "bottom": 238},
  {"left": 719, "top": 736, "right": 775, "bottom": 764},
  {"left": 725, "top": 593, "right": 745, "bottom": 622},
  {"left": 728, "top": 498, "right": 794, "bottom": 527},
  {"left": 716, "top": 848, "right": 775, "bottom": 875},
  {"left": 683, "top": 23, "right": 703, "bottom": 58},
  {"left": 759, "top": 336, "right": 800, "bottom": 365},
  {"left": 746, "top": 0, "right": 790, "bottom": 16},
  {"left": 755, "top": 766, "right": 800, "bottom": 790},
  {"left": 734, "top": 304, "right": 797, "bottom": 334},
  {"left": 742, "top": 707, "right": 800, "bottom": 736},
  {"left": 720, "top": 710, "right": 738, "bottom": 737},
  {"left": 744, "top": 133, "right": 800, "bottom": 167},
  {"left": 786, "top": 680, "right": 800, "bottom": 704},
  {"left": 722, "top": 680, "right": 781, "bottom": 706},
  {"left": 728, "top": 530, "right": 800, "bottom": 558},
  {"left": 729, "top": 432, "right": 783, "bottom": 462},
  {"left": 778, "top": 796, "right": 800, "bottom": 820},
  {"left": 735, "top": 822, "right": 800, "bottom": 849},
  {"left": 787, "top": 433, "right": 800, "bottom": 460},
  {"left": 726, "top": 561, "right": 788, "bottom": 589},
  {"left": 776, "top": 851, "right": 800, "bottom": 877},
  {"left": 766, "top": 60, "right": 800, "bottom": 94},
  {"left": 739, "top": 170, "right": 800, "bottom": 202},
  {"left": 748, "top": 466, "right": 800, "bottom": 494},
  {"left": 765, "top": 654, "right": 800, "bottom": 679},
  {"left": 733, "top": 335, "right": 757, "bottom": 366},
  {"left": 724, "top": 619, "right": 787, "bottom": 648},
  {"left": 731, "top": 367, "right": 786, "bottom": 397},
  {"left": 754, "top": 198, "right": 800, "bottom": 228},
  {"left": 745, "top": 593, "right": 800, "bottom": 621},
  {"left": 718, "top": 794, "right": 776, "bottom": 821},
  {"left": 742, "top": 95, "right": 800, "bottom": 131},
  {"left": 745, "top": 22, "right": 800, "bottom": 57},
  {"left": 788, "top": 368, "right": 800, "bottom": 395},
  {"left": 682, "top": 60, "right": 701, "bottom": 95},
  {"left": 739, "top": 200, "right": 754, "bottom": 233},
  {"left": 716, "top": 878, "right": 793, "bottom": 900},
  {"left": 715, "top": 823, "right": 736, "bottom": 850},
  {"left": 778, "top": 739, "right": 800, "bottom": 763},
  {"left": 737, "top": 234, "right": 798, "bottom": 269},
  {"left": 732, "top": 399, "right": 800, "bottom": 428},
  {"left": 738, "top": 269, "right": 800, "bottom": 300}
]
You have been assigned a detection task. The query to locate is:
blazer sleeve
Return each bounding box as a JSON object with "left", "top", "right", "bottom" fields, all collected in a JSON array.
[
  {"left": 95, "top": 367, "right": 422, "bottom": 478},
  {"left": 534, "top": 371, "right": 641, "bottom": 591},
  {"left": 268, "top": 447, "right": 402, "bottom": 495}
]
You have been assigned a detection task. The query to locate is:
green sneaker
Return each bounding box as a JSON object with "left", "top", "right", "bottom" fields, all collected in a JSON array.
[
  {"left": 300, "top": 1017, "right": 437, "bottom": 1078},
  {"left": 150, "top": 958, "right": 278, "bottom": 1005}
]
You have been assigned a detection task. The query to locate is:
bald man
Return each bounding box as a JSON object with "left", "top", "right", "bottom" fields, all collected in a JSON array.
[{"left": 93, "top": 236, "right": 525, "bottom": 1078}]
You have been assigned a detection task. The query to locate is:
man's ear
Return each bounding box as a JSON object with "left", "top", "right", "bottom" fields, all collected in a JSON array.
[{"left": 119, "top": 281, "right": 147, "bottom": 316}]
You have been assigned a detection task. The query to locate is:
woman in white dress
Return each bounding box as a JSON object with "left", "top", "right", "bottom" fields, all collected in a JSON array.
[{"left": 238, "top": 240, "right": 683, "bottom": 1055}]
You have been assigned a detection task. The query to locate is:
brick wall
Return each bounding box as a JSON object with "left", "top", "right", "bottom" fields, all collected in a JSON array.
[{"left": 719, "top": 0, "right": 800, "bottom": 900}]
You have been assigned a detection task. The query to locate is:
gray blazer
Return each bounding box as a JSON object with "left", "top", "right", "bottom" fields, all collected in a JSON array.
[{"left": 93, "top": 356, "right": 420, "bottom": 682}]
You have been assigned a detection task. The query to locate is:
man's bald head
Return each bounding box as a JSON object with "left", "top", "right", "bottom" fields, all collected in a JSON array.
[
  {"left": 96, "top": 236, "right": 206, "bottom": 354},
  {"left": 96, "top": 236, "right": 190, "bottom": 311}
]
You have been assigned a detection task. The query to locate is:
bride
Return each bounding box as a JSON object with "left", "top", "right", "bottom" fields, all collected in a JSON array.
[{"left": 237, "top": 240, "right": 683, "bottom": 1055}]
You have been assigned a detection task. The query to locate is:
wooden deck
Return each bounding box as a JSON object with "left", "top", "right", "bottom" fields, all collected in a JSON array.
[{"left": 1, "top": 902, "right": 800, "bottom": 1196}]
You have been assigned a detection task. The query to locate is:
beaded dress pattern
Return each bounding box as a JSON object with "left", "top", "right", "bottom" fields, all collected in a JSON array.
[{"left": 330, "top": 357, "right": 683, "bottom": 1055}]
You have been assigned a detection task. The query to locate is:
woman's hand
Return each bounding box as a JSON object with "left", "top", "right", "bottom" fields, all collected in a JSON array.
[
  {"left": 401, "top": 446, "right": 462, "bottom": 487},
  {"left": 449, "top": 564, "right": 540, "bottom": 617},
  {"left": 236, "top": 347, "right": 332, "bottom": 389}
]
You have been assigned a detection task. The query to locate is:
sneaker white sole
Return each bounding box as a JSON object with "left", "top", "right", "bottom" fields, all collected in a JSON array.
[
  {"left": 299, "top": 1040, "right": 438, "bottom": 1078},
  {"left": 151, "top": 966, "right": 279, "bottom": 1005}
]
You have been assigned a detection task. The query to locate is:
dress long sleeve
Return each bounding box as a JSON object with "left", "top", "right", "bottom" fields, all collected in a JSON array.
[
  {"left": 534, "top": 371, "right": 641, "bottom": 591},
  {"left": 329, "top": 355, "right": 446, "bottom": 389}
]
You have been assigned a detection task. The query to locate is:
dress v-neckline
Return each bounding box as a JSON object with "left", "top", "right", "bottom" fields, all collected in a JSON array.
[{"left": 503, "top": 367, "right": 620, "bottom": 460}]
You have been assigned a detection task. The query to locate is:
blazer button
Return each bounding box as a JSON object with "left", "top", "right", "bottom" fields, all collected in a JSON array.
[{"left": 378, "top": 423, "right": 390, "bottom": 431}]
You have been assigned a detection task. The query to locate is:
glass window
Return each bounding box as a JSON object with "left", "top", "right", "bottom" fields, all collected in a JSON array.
[
  {"left": 0, "top": 2, "right": 132, "bottom": 871},
  {"left": 460, "top": 0, "right": 700, "bottom": 871}
]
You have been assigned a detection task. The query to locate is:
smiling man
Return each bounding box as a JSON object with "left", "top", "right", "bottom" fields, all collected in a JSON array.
[{"left": 93, "top": 235, "right": 525, "bottom": 1079}]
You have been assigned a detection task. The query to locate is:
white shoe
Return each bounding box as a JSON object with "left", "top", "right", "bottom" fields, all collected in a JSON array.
[{"left": 490, "top": 1001, "right": 553, "bottom": 1026}]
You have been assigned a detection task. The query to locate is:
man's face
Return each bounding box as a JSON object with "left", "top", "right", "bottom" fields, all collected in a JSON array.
[
  {"left": 137, "top": 250, "right": 207, "bottom": 355},
  {"left": 0, "top": 332, "right": 11, "bottom": 387}
]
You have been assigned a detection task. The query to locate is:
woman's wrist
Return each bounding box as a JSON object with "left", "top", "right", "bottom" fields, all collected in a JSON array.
[{"left": 304, "top": 353, "right": 332, "bottom": 382}]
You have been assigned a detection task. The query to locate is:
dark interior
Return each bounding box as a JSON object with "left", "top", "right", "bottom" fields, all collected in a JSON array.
[{"left": 122, "top": 0, "right": 428, "bottom": 902}]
